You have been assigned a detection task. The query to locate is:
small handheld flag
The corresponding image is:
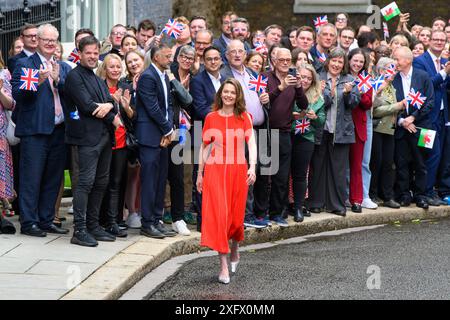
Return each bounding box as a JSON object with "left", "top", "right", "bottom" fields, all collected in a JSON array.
[
  {"left": 406, "top": 88, "right": 426, "bottom": 110},
  {"left": 254, "top": 42, "right": 268, "bottom": 55},
  {"left": 248, "top": 73, "right": 268, "bottom": 95},
  {"left": 354, "top": 71, "right": 373, "bottom": 94},
  {"left": 317, "top": 51, "right": 327, "bottom": 63},
  {"left": 371, "top": 75, "right": 385, "bottom": 92},
  {"left": 385, "top": 63, "right": 397, "bottom": 80},
  {"left": 313, "top": 15, "right": 328, "bottom": 31},
  {"left": 383, "top": 22, "right": 390, "bottom": 40},
  {"left": 295, "top": 118, "right": 311, "bottom": 135},
  {"left": 19, "top": 68, "right": 39, "bottom": 92},
  {"left": 68, "top": 48, "right": 80, "bottom": 64},
  {"left": 381, "top": 2, "right": 401, "bottom": 21},
  {"left": 417, "top": 128, "right": 436, "bottom": 149},
  {"left": 162, "top": 19, "right": 184, "bottom": 39}
]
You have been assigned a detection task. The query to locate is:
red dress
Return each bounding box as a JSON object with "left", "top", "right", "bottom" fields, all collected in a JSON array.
[{"left": 200, "top": 111, "right": 253, "bottom": 254}]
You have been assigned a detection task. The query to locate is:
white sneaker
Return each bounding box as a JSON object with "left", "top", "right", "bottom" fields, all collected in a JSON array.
[
  {"left": 362, "top": 198, "right": 378, "bottom": 209},
  {"left": 172, "top": 220, "right": 191, "bottom": 236},
  {"left": 126, "top": 212, "right": 142, "bottom": 229}
]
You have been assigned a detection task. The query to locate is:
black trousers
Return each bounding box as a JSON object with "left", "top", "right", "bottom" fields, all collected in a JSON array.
[
  {"left": 291, "top": 134, "right": 315, "bottom": 210},
  {"left": 308, "top": 131, "right": 350, "bottom": 212},
  {"left": 99, "top": 147, "right": 128, "bottom": 227},
  {"left": 268, "top": 131, "right": 292, "bottom": 216},
  {"left": 73, "top": 131, "right": 112, "bottom": 231},
  {"left": 168, "top": 141, "right": 185, "bottom": 222},
  {"left": 370, "top": 132, "right": 396, "bottom": 201},
  {"left": 394, "top": 133, "right": 427, "bottom": 201}
]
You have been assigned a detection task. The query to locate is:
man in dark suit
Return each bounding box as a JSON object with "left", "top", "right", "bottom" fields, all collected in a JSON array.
[
  {"left": 11, "top": 24, "right": 71, "bottom": 237},
  {"left": 135, "top": 44, "right": 177, "bottom": 239},
  {"left": 189, "top": 46, "right": 224, "bottom": 230},
  {"left": 310, "top": 24, "right": 337, "bottom": 73},
  {"left": 64, "top": 36, "right": 122, "bottom": 247},
  {"left": 7, "top": 24, "right": 38, "bottom": 73},
  {"left": 213, "top": 11, "right": 237, "bottom": 60},
  {"left": 413, "top": 30, "right": 450, "bottom": 205},
  {"left": 392, "top": 46, "right": 435, "bottom": 209}
]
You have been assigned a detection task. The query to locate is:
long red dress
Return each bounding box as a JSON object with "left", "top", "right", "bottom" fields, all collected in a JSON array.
[{"left": 200, "top": 111, "right": 253, "bottom": 254}]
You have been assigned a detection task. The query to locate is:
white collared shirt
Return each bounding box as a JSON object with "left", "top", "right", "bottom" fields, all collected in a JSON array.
[
  {"left": 23, "top": 49, "right": 34, "bottom": 57},
  {"left": 152, "top": 63, "right": 169, "bottom": 121},
  {"left": 207, "top": 71, "right": 222, "bottom": 92}
]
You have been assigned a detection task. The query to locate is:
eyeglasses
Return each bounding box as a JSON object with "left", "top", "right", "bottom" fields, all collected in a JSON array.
[
  {"left": 39, "top": 38, "right": 57, "bottom": 45},
  {"left": 111, "top": 32, "right": 126, "bottom": 37},
  {"left": 179, "top": 54, "right": 195, "bottom": 62},
  {"left": 432, "top": 38, "right": 446, "bottom": 42},
  {"left": 205, "top": 57, "right": 221, "bottom": 62},
  {"left": 277, "top": 58, "right": 292, "bottom": 64},
  {"left": 22, "top": 34, "right": 37, "bottom": 39},
  {"left": 228, "top": 49, "right": 245, "bottom": 56},
  {"left": 233, "top": 28, "right": 248, "bottom": 33}
]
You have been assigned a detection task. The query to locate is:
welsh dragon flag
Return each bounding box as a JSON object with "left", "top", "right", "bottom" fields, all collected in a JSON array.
[
  {"left": 418, "top": 128, "right": 436, "bottom": 149},
  {"left": 381, "top": 2, "right": 401, "bottom": 21}
]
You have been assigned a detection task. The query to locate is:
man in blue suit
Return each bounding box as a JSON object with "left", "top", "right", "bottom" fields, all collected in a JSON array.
[
  {"left": 189, "top": 46, "right": 224, "bottom": 231},
  {"left": 135, "top": 44, "right": 177, "bottom": 239},
  {"left": 392, "top": 46, "right": 435, "bottom": 209},
  {"left": 7, "top": 24, "right": 38, "bottom": 73},
  {"left": 413, "top": 30, "right": 450, "bottom": 205},
  {"left": 11, "top": 24, "right": 72, "bottom": 237}
]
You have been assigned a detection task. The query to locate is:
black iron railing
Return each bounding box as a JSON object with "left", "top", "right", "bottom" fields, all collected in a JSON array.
[{"left": 0, "top": 1, "right": 61, "bottom": 65}]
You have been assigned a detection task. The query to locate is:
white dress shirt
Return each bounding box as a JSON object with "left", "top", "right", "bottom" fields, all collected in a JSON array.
[
  {"left": 152, "top": 63, "right": 173, "bottom": 136},
  {"left": 398, "top": 66, "right": 413, "bottom": 127},
  {"left": 207, "top": 71, "right": 222, "bottom": 92}
]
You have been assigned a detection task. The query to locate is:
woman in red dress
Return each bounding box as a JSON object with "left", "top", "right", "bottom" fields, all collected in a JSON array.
[{"left": 196, "top": 78, "right": 257, "bottom": 284}]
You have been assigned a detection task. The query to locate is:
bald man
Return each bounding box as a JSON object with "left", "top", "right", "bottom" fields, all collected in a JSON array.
[{"left": 392, "top": 46, "right": 435, "bottom": 209}]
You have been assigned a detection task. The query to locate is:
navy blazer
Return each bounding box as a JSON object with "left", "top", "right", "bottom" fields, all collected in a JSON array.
[
  {"left": 392, "top": 67, "right": 435, "bottom": 139},
  {"left": 7, "top": 51, "right": 27, "bottom": 74},
  {"left": 310, "top": 45, "right": 326, "bottom": 74},
  {"left": 11, "top": 53, "right": 71, "bottom": 137},
  {"left": 189, "top": 70, "right": 224, "bottom": 121},
  {"left": 135, "top": 64, "right": 174, "bottom": 148},
  {"left": 413, "top": 51, "right": 449, "bottom": 126}
]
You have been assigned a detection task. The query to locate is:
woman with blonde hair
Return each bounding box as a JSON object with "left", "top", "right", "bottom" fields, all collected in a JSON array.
[
  {"left": 291, "top": 63, "right": 325, "bottom": 222},
  {"left": 197, "top": 78, "right": 257, "bottom": 284},
  {"left": 389, "top": 34, "right": 409, "bottom": 51}
]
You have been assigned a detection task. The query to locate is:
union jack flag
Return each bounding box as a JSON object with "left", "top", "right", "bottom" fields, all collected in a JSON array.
[
  {"left": 19, "top": 68, "right": 39, "bottom": 92},
  {"left": 68, "top": 48, "right": 80, "bottom": 64},
  {"left": 295, "top": 118, "right": 311, "bottom": 135},
  {"left": 371, "top": 75, "right": 385, "bottom": 92},
  {"left": 162, "top": 19, "right": 184, "bottom": 39},
  {"left": 317, "top": 51, "right": 327, "bottom": 63},
  {"left": 383, "top": 22, "right": 390, "bottom": 39},
  {"left": 385, "top": 63, "right": 397, "bottom": 80},
  {"left": 313, "top": 15, "right": 328, "bottom": 31},
  {"left": 406, "top": 88, "right": 426, "bottom": 110},
  {"left": 354, "top": 71, "right": 373, "bottom": 93},
  {"left": 254, "top": 42, "right": 268, "bottom": 55},
  {"left": 248, "top": 73, "right": 268, "bottom": 95}
]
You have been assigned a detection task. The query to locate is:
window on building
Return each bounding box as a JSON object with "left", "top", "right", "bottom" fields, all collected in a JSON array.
[
  {"left": 294, "top": 0, "right": 372, "bottom": 13},
  {"left": 60, "top": 0, "right": 126, "bottom": 43}
]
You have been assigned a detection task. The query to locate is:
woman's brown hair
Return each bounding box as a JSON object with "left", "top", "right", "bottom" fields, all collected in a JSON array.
[
  {"left": 213, "top": 78, "right": 247, "bottom": 119},
  {"left": 245, "top": 51, "right": 265, "bottom": 73}
]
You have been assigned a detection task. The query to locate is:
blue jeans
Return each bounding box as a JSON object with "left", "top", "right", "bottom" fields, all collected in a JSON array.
[{"left": 362, "top": 112, "right": 373, "bottom": 200}]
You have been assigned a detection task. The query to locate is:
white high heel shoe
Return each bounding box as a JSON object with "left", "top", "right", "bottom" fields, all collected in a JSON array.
[
  {"left": 218, "top": 275, "right": 230, "bottom": 284},
  {"left": 231, "top": 260, "right": 240, "bottom": 273}
]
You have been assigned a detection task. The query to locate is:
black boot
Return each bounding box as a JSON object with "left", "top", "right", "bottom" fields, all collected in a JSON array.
[{"left": 294, "top": 208, "right": 304, "bottom": 222}]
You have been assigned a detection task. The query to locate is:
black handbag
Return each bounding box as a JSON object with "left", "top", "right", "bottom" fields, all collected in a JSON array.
[{"left": 126, "top": 131, "right": 139, "bottom": 151}]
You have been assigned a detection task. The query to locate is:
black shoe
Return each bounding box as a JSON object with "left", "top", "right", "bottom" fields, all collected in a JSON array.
[
  {"left": 89, "top": 227, "right": 116, "bottom": 242},
  {"left": 309, "top": 207, "right": 322, "bottom": 214},
  {"left": 331, "top": 210, "right": 346, "bottom": 217},
  {"left": 118, "top": 221, "right": 129, "bottom": 230},
  {"left": 41, "top": 224, "right": 69, "bottom": 234},
  {"left": 156, "top": 222, "right": 177, "bottom": 237},
  {"left": 416, "top": 199, "right": 429, "bottom": 209},
  {"left": 21, "top": 224, "right": 47, "bottom": 237},
  {"left": 372, "top": 196, "right": 384, "bottom": 205},
  {"left": 426, "top": 196, "right": 441, "bottom": 207},
  {"left": 105, "top": 224, "right": 128, "bottom": 238},
  {"left": 71, "top": 230, "right": 98, "bottom": 247},
  {"left": 141, "top": 225, "right": 165, "bottom": 239},
  {"left": 383, "top": 199, "right": 401, "bottom": 209},
  {"left": 302, "top": 207, "right": 311, "bottom": 217},
  {"left": 281, "top": 207, "right": 289, "bottom": 219},
  {"left": 399, "top": 198, "right": 411, "bottom": 207},
  {"left": 351, "top": 203, "right": 362, "bottom": 213},
  {"left": 294, "top": 208, "right": 304, "bottom": 222}
]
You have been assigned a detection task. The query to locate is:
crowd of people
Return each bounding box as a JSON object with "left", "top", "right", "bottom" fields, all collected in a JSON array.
[{"left": 1, "top": 10, "right": 450, "bottom": 282}]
